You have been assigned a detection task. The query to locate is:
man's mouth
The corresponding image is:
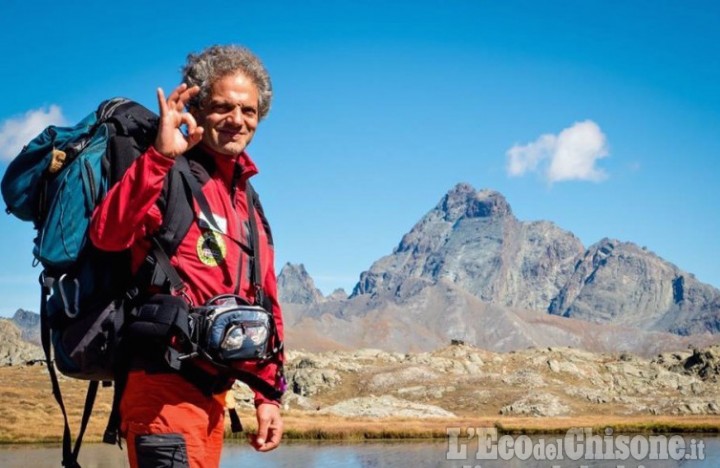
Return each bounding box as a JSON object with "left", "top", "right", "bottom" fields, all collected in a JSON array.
[{"left": 218, "top": 129, "right": 247, "bottom": 139}]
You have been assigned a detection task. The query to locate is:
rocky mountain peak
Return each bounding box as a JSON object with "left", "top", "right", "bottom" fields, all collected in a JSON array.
[
  {"left": 547, "top": 238, "right": 720, "bottom": 335},
  {"left": 10, "top": 309, "right": 40, "bottom": 346},
  {"left": 12, "top": 309, "right": 39, "bottom": 329},
  {"left": 327, "top": 288, "right": 348, "bottom": 302},
  {"left": 347, "top": 181, "right": 720, "bottom": 340},
  {"left": 352, "top": 183, "right": 581, "bottom": 304},
  {"left": 439, "top": 183, "right": 512, "bottom": 222},
  {"left": 278, "top": 263, "right": 325, "bottom": 305}
]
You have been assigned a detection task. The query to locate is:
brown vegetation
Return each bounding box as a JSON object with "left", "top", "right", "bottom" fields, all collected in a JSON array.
[{"left": 2, "top": 365, "right": 720, "bottom": 445}]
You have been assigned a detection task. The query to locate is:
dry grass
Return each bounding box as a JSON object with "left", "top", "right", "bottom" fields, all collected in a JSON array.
[
  {"left": 0, "top": 365, "right": 115, "bottom": 444},
  {"left": 2, "top": 365, "right": 720, "bottom": 445}
]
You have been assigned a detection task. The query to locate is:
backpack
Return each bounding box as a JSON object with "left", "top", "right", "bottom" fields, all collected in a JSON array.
[
  {"left": 1, "top": 98, "right": 165, "bottom": 468},
  {"left": 2, "top": 99, "right": 283, "bottom": 467},
  {"left": 2, "top": 98, "right": 162, "bottom": 376}
]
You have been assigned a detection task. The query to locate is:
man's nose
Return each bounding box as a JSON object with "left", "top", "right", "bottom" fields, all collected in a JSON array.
[{"left": 225, "top": 107, "right": 245, "bottom": 125}]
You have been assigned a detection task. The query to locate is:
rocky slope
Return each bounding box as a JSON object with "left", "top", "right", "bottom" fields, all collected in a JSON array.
[
  {"left": 282, "top": 280, "right": 717, "bottom": 356},
  {"left": 549, "top": 238, "right": 720, "bottom": 335},
  {"left": 273, "top": 342, "right": 720, "bottom": 418},
  {"left": 0, "top": 319, "right": 42, "bottom": 366},
  {"left": 351, "top": 183, "right": 720, "bottom": 333}
]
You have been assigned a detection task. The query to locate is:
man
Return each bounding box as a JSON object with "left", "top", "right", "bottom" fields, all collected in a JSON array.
[{"left": 90, "top": 45, "right": 284, "bottom": 468}]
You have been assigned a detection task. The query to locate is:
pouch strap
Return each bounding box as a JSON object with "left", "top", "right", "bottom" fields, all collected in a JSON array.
[{"left": 178, "top": 359, "right": 283, "bottom": 402}]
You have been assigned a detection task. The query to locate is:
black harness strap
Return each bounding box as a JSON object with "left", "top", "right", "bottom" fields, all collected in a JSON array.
[
  {"left": 173, "top": 156, "right": 224, "bottom": 236},
  {"left": 150, "top": 237, "right": 185, "bottom": 295},
  {"left": 174, "top": 156, "right": 253, "bottom": 255}
]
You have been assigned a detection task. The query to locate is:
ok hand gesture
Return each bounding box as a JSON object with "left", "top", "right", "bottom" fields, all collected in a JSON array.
[{"left": 154, "top": 83, "right": 204, "bottom": 158}]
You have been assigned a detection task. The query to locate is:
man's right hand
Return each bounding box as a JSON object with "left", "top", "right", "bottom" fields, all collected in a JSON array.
[{"left": 154, "top": 84, "right": 204, "bottom": 158}]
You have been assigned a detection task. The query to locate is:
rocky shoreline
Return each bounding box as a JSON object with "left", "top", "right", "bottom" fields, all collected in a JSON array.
[
  {"left": 3, "top": 342, "right": 720, "bottom": 443},
  {"left": 269, "top": 343, "right": 720, "bottom": 419}
]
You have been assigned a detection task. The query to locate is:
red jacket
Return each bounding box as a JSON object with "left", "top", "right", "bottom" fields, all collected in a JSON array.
[{"left": 89, "top": 145, "right": 284, "bottom": 406}]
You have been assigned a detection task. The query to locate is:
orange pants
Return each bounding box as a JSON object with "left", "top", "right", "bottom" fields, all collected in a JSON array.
[{"left": 120, "top": 370, "right": 226, "bottom": 468}]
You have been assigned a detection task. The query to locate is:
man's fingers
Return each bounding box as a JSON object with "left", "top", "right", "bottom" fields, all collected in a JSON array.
[
  {"left": 259, "top": 425, "right": 282, "bottom": 452},
  {"left": 166, "top": 83, "right": 186, "bottom": 102},
  {"left": 186, "top": 127, "right": 204, "bottom": 148},
  {"left": 252, "top": 400, "right": 283, "bottom": 451},
  {"left": 156, "top": 88, "right": 168, "bottom": 116},
  {"left": 180, "top": 112, "right": 197, "bottom": 133},
  {"left": 178, "top": 85, "right": 200, "bottom": 108},
  {"left": 160, "top": 84, "right": 199, "bottom": 119},
  {"left": 169, "top": 83, "right": 198, "bottom": 111},
  {"left": 255, "top": 416, "right": 270, "bottom": 447},
  {"left": 181, "top": 109, "right": 203, "bottom": 145}
]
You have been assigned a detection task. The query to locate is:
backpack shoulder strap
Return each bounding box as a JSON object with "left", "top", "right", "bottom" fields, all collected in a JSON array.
[
  {"left": 245, "top": 182, "right": 263, "bottom": 306},
  {"left": 131, "top": 156, "right": 196, "bottom": 295},
  {"left": 249, "top": 183, "right": 274, "bottom": 246},
  {"left": 245, "top": 183, "right": 283, "bottom": 358},
  {"left": 155, "top": 157, "right": 196, "bottom": 257}
]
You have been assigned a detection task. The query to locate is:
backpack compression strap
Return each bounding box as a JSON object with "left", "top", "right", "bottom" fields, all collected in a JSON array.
[{"left": 39, "top": 274, "right": 96, "bottom": 468}]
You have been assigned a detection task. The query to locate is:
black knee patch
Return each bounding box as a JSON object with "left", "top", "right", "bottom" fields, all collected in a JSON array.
[{"left": 135, "top": 433, "right": 189, "bottom": 467}]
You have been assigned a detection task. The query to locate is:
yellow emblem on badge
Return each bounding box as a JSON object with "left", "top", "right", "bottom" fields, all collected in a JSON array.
[{"left": 197, "top": 231, "right": 227, "bottom": 266}]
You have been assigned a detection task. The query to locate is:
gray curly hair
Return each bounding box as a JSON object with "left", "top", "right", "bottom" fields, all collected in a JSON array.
[{"left": 182, "top": 45, "right": 272, "bottom": 120}]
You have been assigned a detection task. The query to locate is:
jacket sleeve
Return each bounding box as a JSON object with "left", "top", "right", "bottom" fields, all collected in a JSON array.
[
  {"left": 90, "top": 146, "right": 176, "bottom": 251},
  {"left": 251, "top": 242, "right": 286, "bottom": 407}
]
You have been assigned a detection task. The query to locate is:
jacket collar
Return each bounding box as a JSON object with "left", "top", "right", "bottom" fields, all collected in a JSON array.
[{"left": 187, "top": 144, "right": 259, "bottom": 186}]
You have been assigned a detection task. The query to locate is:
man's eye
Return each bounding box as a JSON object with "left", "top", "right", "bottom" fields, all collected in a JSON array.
[
  {"left": 243, "top": 107, "right": 257, "bottom": 116},
  {"left": 212, "top": 104, "right": 235, "bottom": 114}
]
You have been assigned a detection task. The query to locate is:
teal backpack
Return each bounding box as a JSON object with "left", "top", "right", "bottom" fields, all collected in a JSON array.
[
  {"left": 2, "top": 98, "right": 158, "bottom": 377},
  {"left": 1, "top": 98, "right": 159, "bottom": 467},
  {"left": 2, "top": 98, "right": 155, "bottom": 268}
]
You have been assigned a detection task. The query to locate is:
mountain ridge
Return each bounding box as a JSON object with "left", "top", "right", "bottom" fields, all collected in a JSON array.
[{"left": 279, "top": 183, "right": 720, "bottom": 353}]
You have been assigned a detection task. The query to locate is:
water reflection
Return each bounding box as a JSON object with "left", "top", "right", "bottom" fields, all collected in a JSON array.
[
  {"left": 221, "top": 438, "right": 720, "bottom": 468},
  {"left": 0, "top": 437, "right": 718, "bottom": 467}
]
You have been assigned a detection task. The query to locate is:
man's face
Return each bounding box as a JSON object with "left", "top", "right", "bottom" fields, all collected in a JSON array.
[{"left": 194, "top": 72, "right": 259, "bottom": 156}]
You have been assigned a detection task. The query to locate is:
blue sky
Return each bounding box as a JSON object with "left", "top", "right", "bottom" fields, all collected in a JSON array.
[{"left": 1, "top": 1, "right": 719, "bottom": 316}]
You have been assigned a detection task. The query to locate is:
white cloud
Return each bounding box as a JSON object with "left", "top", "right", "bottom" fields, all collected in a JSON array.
[
  {"left": 506, "top": 120, "right": 609, "bottom": 183},
  {"left": 0, "top": 105, "right": 67, "bottom": 162},
  {"left": 507, "top": 134, "right": 556, "bottom": 177}
]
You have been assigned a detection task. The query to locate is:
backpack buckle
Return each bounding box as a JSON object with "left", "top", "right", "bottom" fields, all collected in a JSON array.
[{"left": 173, "top": 285, "right": 194, "bottom": 307}]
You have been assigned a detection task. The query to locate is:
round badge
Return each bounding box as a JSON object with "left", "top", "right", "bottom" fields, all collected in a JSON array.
[{"left": 196, "top": 231, "right": 227, "bottom": 266}]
